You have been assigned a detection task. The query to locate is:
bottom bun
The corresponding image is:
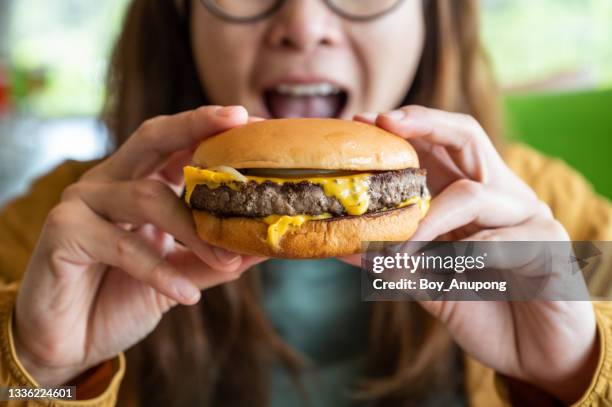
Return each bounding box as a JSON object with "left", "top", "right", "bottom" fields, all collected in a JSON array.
[{"left": 192, "top": 204, "right": 424, "bottom": 258}]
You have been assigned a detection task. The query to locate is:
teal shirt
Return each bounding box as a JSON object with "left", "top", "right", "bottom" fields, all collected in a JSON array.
[
  {"left": 259, "top": 259, "right": 466, "bottom": 407},
  {"left": 260, "top": 259, "right": 369, "bottom": 407}
]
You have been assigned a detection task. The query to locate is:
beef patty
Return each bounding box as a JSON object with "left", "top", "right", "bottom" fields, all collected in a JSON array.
[{"left": 187, "top": 169, "right": 427, "bottom": 217}]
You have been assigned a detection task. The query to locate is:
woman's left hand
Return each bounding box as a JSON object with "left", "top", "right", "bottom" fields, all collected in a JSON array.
[{"left": 343, "top": 106, "right": 599, "bottom": 404}]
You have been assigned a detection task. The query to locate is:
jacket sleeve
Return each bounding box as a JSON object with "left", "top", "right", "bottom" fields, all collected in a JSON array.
[
  {"left": 0, "top": 159, "right": 126, "bottom": 406},
  {"left": 503, "top": 143, "right": 612, "bottom": 296},
  {"left": 482, "top": 144, "right": 612, "bottom": 406},
  {"left": 489, "top": 302, "right": 612, "bottom": 407},
  {"left": 570, "top": 301, "right": 612, "bottom": 406}
]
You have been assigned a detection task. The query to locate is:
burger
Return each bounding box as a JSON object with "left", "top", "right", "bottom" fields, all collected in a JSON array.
[{"left": 183, "top": 118, "right": 429, "bottom": 258}]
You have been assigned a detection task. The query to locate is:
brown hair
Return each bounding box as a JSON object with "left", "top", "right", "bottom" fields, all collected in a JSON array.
[{"left": 104, "top": 1, "right": 502, "bottom": 405}]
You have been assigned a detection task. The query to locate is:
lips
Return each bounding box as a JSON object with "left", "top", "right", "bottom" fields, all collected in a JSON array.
[{"left": 263, "top": 82, "right": 349, "bottom": 119}]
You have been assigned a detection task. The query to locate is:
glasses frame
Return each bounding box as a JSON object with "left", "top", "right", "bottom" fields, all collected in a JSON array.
[{"left": 200, "top": 0, "right": 406, "bottom": 23}]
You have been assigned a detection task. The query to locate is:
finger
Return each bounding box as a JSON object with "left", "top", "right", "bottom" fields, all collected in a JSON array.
[
  {"left": 354, "top": 112, "right": 478, "bottom": 193},
  {"left": 49, "top": 204, "right": 202, "bottom": 305},
  {"left": 353, "top": 113, "right": 377, "bottom": 123},
  {"left": 63, "top": 179, "right": 243, "bottom": 272},
  {"left": 417, "top": 301, "right": 463, "bottom": 326},
  {"left": 94, "top": 105, "right": 249, "bottom": 181},
  {"left": 410, "top": 179, "right": 536, "bottom": 242},
  {"left": 461, "top": 227, "right": 548, "bottom": 273},
  {"left": 462, "top": 217, "right": 568, "bottom": 242},
  {"left": 134, "top": 223, "right": 176, "bottom": 256},
  {"left": 376, "top": 106, "right": 504, "bottom": 182},
  {"left": 166, "top": 247, "right": 267, "bottom": 289},
  {"left": 408, "top": 138, "right": 466, "bottom": 193},
  {"left": 461, "top": 221, "right": 574, "bottom": 295}
]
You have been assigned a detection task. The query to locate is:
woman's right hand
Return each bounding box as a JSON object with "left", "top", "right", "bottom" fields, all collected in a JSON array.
[{"left": 12, "top": 106, "right": 264, "bottom": 387}]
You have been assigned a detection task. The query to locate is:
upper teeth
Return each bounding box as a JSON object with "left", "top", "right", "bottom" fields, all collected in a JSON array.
[{"left": 276, "top": 83, "right": 341, "bottom": 97}]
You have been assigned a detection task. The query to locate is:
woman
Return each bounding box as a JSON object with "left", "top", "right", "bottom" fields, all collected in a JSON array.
[{"left": 1, "top": 0, "right": 611, "bottom": 405}]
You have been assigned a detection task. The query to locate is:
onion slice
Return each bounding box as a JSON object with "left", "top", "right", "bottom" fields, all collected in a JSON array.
[
  {"left": 242, "top": 169, "right": 360, "bottom": 177},
  {"left": 208, "top": 165, "right": 248, "bottom": 183}
]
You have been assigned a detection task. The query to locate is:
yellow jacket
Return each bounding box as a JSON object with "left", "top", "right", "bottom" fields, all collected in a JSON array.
[{"left": 0, "top": 143, "right": 611, "bottom": 406}]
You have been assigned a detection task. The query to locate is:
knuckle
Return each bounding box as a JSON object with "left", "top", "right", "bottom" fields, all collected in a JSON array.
[
  {"left": 44, "top": 202, "right": 93, "bottom": 258},
  {"left": 60, "top": 183, "right": 82, "bottom": 202},
  {"left": 459, "top": 113, "right": 480, "bottom": 130},
  {"left": 133, "top": 179, "right": 168, "bottom": 205},
  {"left": 137, "top": 116, "right": 165, "bottom": 139},
  {"left": 45, "top": 204, "right": 75, "bottom": 234},
  {"left": 115, "top": 232, "right": 144, "bottom": 260},
  {"left": 457, "top": 113, "right": 486, "bottom": 139},
  {"left": 546, "top": 219, "right": 569, "bottom": 240}
]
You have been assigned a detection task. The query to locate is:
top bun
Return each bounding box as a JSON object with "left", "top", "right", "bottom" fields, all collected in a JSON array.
[{"left": 192, "top": 118, "right": 419, "bottom": 170}]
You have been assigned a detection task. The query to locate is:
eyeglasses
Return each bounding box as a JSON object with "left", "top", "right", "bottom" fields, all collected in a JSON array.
[{"left": 200, "top": 0, "right": 405, "bottom": 23}]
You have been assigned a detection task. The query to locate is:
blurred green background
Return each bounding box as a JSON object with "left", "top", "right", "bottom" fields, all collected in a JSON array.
[
  {"left": 1, "top": 0, "right": 611, "bottom": 201},
  {"left": 505, "top": 89, "right": 612, "bottom": 199},
  {"left": 483, "top": 0, "right": 612, "bottom": 199}
]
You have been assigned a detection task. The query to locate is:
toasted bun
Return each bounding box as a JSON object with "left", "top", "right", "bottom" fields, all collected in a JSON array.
[
  {"left": 192, "top": 205, "right": 423, "bottom": 258},
  {"left": 192, "top": 118, "right": 419, "bottom": 170}
]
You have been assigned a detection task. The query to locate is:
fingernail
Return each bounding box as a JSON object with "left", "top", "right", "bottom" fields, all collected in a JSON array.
[
  {"left": 383, "top": 110, "right": 406, "bottom": 120},
  {"left": 175, "top": 278, "right": 200, "bottom": 302},
  {"left": 216, "top": 106, "right": 243, "bottom": 117},
  {"left": 213, "top": 246, "right": 241, "bottom": 265},
  {"left": 355, "top": 112, "right": 378, "bottom": 122}
]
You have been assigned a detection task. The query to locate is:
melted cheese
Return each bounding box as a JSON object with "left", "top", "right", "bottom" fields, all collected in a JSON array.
[
  {"left": 398, "top": 195, "right": 430, "bottom": 217},
  {"left": 261, "top": 197, "right": 429, "bottom": 248},
  {"left": 397, "top": 195, "right": 421, "bottom": 209},
  {"left": 252, "top": 175, "right": 370, "bottom": 216},
  {"left": 262, "top": 214, "right": 332, "bottom": 248},
  {"left": 184, "top": 165, "right": 371, "bottom": 216},
  {"left": 183, "top": 166, "right": 242, "bottom": 203},
  {"left": 183, "top": 165, "right": 430, "bottom": 248},
  {"left": 419, "top": 196, "right": 431, "bottom": 217}
]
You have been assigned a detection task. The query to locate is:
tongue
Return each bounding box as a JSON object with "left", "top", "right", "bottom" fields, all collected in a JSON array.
[{"left": 265, "top": 92, "right": 343, "bottom": 118}]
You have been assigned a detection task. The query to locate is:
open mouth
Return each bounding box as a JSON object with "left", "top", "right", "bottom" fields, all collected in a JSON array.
[{"left": 263, "top": 83, "right": 349, "bottom": 119}]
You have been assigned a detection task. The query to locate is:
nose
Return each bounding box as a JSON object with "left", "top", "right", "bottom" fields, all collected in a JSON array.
[{"left": 266, "top": 0, "right": 342, "bottom": 52}]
